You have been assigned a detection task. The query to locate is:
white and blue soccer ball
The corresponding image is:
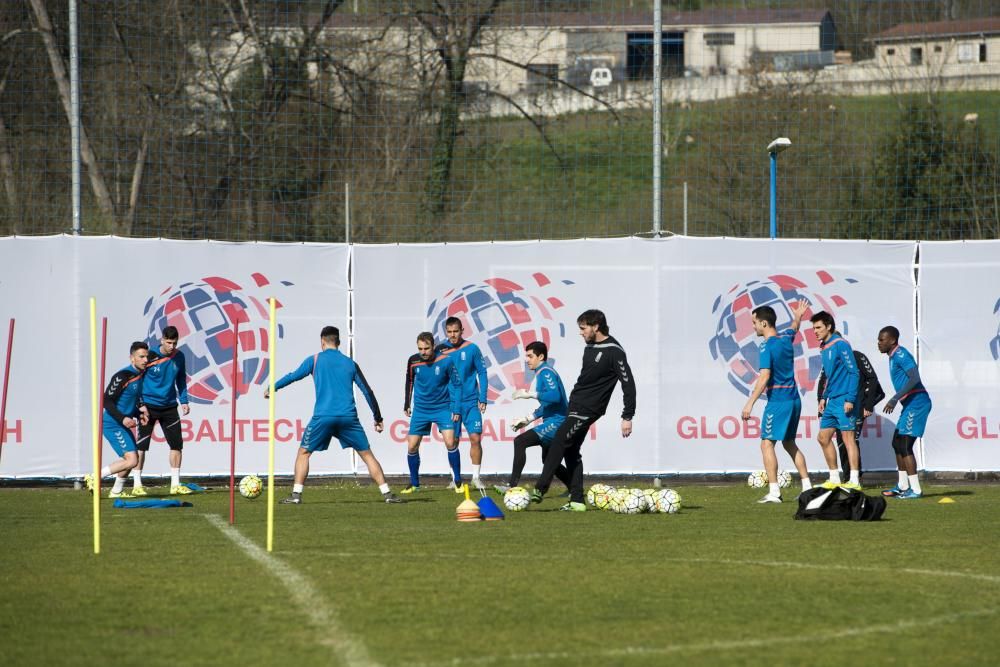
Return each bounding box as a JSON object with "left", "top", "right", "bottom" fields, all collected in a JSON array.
[
  {"left": 239, "top": 474, "right": 262, "bottom": 499},
  {"left": 747, "top": 471, "right": 768, "bottom": 489},
  {"left": 777, "top": 470, "right": 793, "bottom": 489},
  {"left": 654, "top": 489, "right": 681, "bottom": 514},
  {"left": 503, "top": 486, "right": 531, "bottom": 512}
]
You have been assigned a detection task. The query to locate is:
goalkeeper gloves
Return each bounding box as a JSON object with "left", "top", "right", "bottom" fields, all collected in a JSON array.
[
  {"left": 511, "top": 416, "right": 532, "bottom": 431},
  {"left": 511, "top": 388, "right": 537, "bottom": 400}
]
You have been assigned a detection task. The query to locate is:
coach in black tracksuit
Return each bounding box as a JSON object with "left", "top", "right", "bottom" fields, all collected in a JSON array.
[
  {"left": 817, "top": 349, "right": 884, "bottom": 481},
  {"left": 531, "top": 309, "right": 636, "bottom": 509}
]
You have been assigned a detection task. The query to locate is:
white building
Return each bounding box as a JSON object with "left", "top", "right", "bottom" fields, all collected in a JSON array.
[{"left": 870, "top": 16, "right": 1000, "bottom": 68}]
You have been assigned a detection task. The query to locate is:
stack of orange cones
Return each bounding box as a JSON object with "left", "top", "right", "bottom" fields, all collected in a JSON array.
[{"left": 456, "top": 484, "right": 482, "bottom": 522}]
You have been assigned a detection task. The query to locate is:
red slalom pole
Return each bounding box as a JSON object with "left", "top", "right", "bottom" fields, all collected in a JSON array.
[
  {"left": 229, "top": 319, "right": 241, "bottom": 524},
  {"left": 96, "top": 318, "right": 108, "bottom": 495},
  {"left": 0, "top": 318, "right": 15, "bottom": 458}
]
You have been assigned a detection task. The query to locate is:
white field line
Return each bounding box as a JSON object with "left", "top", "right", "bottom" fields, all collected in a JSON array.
[
  {"left": 203, "top": 514, "right": 381, "bottom": 667},
  {"left": 410, "top": 608, "right": 998, "bottom": 667}
]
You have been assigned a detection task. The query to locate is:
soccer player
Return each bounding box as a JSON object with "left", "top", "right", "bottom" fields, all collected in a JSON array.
[
  {"left": 135, "top": 326, "right": 191, "bottom": 496},
  {"left": 84, "top": 342, "right": 150, "bottom": 498},
  {"left": 402, "top": 332, "right": 462, "bottom": 493},
  {"left": 810, "top": 307, "right": 862, "bottom": 490},
  {"left": 531, "top": 309, "right": 635, "bottom": 512},
  {"left": 877, "top": 325, "right": 932, "bottom": 499},
  {"left": 267, "top": 326, "right": 401, "bottom": 504},
  {"left": 740, "top": 304, "right": 812, "bottom": 503},
  {"left": 495, "top": 341, "right": 571, "bottom": 494},
  {"left": 435, "top": 317, "right": 488, "bottom": 491},
  {"left": 817, "top": 349, "right": 884, "bottom": 482}
]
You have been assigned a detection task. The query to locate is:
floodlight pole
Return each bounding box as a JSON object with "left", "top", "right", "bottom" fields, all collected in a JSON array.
[
  {"left": 767, "top": 137, "right": 791, "bottom": 240},
  {"left": 769, "top": 151, "right": 778, "bottom": 239}
]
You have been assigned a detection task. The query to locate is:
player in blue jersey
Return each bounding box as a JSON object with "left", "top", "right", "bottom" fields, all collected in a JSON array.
[
  {"left": 402, "top": 332, "right": 462, "bottom": 493},
  {"left": 135, "top": 326, "right": 191, "bottom": 495},
  {"left": 267, "top": 326, "right": 402, "bottom": 504},
  {"left": 741, "top": 304, "right": 812, "bottom": 503},
  {"left": 810, "top": 308, "right": 862, "bottom": 490},
  {"left": 877, "top": 325, "right": 933, "bottom": 499},
  {"left": 84, "top": 342, "right": 150, "bottom": 498},
  {"left": 436, "top": 317, "right": 489, "bottom": 491},
  {"left": 495, "top": 341, "right": 571, "bottom": 494}
]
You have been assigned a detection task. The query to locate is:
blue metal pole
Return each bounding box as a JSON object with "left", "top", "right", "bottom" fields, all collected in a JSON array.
[{"left": 769, "top": 151, "right": 778, "bottom": 239}]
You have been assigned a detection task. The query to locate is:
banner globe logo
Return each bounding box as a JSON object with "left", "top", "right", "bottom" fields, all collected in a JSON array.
[
  {"left": 143, "top": 273, "right": 292, "bottom": 405},
  {"left": 992, "top": 297, "right": 1000, "bottom": 361},
  {"left": 709, "top": 271, "right": 857, "bottom": 397},
  {"left": 427, "top": 273, "right": 574, "bottom": 403}
]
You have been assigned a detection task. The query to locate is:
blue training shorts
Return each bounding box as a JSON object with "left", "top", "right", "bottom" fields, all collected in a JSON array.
[
  {"left": 103, "top": 417, "right": 137, "bottom": 457},
  {"left": 820, "top": 395, "right": 857, "bottom": 431},
  {"left": 408, "top": 408, "right": 457, "bottom": 437},
  {"left": 302, "top": 415, "right": 370, "bottom": 452},
  {"left": 897, "top": 395, "right": 932, "bottom": 438},
  {"left": 532, "top": 416, "right": 566, "bottom": 445},
  {"left": 761, "top": 398, "right": 801, "bottom": 442},
  {"left": 453, "top": 401, "right": 484, "bottom": 438}
]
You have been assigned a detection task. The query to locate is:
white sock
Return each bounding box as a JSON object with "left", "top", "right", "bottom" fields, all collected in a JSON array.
[
  {"left": 828, "top": 470, "right": 841, "bottom": 484},
  {"left": 132, "top": 469, "right": 143, "bottom": 488},
  {"left": 849, "top": 470, "right": 860, "bottom": 485},
  {"left": 100, "top": 465, "right": 112, "bottom": 478},
  {"left": 908, "top": 474, "right": 922, "bottom": 494},
  {"left": 170, "top": 468, "right": 181, "bottom": 487},
  {"left": 293, "top": 483, "right": 304, "bottom": 494},
  {"left": 378, "top": 483, "right": 390, "bottom": 494},
  {"left": 897, "top": 471, "right": 910, "bottom": 490},
  {"left": 768, "top": 483, "right": 780, "bottom": 496},
  {"left": 111, "top": 476, "right": 126, "bottom": 493},
  {"left": 801, "top": 477, "right": 812, "bottom": 491},
  {"left": 472, "top": 465, "right": 481, "bottom": 480}
]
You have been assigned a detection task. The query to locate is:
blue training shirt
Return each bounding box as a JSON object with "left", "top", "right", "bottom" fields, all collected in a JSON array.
[
  {"left": 758, "top": 328, "right": 798, "bottom": 402},
  {"left": 888, "top": 345, "right": 929, "bottom": 405},
  {"left": 104, "top": 365, "right": 144, "bottom": 425},
  {"left": 143, "top": 349, "right": 189, "bottom": 407},
  {"left": 275, "top": 348, "right": 382, "bottom": 421},
  {"left": 436, "top": 339, "right": 488, "bottom": 404},
  {"left": 405, "top": 352, "right": 461, "bottom": 413},
  {"left": 531, "top": 361, "right": 568, "bottom": 420},
  {"left": 819, "top": 333, "right": 860, "bottom": 400}
]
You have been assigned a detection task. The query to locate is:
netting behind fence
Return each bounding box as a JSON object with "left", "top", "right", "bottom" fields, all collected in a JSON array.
[{"left": 1, "top": 1, "right": 997, "bottom": 242}]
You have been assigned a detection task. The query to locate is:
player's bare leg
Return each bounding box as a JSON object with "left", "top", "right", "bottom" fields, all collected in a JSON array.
[
  {"left": 280, "top": 447, "right": 311, "bottom": 504},
  {"left": 839, "top": 429, "right": 862, "bottom": 487},
  {"left": 817, "top": 428, "right": 842, "bottom": 486},
  {"left": 469, "top": 432, "right": 485, "bottom": 490},
  {"left": 357, "top": 450, "right": 401, "bottom": 502},
  {"left": 757, "top": 439, "right": 782, "bottom": 503},
  {"left": 781, "top": 439, "right": 812, "bottom": 491}
]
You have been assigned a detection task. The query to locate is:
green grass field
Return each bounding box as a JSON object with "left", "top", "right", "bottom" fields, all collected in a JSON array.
[{"left": 3, "top": 480, "right": 999, "bottom": 666}]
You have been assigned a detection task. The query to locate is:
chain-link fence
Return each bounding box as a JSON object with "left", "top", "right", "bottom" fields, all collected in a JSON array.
[{"left": 1, "top": 1, "right": 997, "bottom": 242}]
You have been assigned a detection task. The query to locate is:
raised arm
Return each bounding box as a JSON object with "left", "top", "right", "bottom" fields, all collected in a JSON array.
[{"left": 789, "top": 299, "right": 810, "bottom": 332}]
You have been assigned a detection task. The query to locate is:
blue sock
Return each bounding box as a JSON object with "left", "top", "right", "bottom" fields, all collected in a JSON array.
[
  {"left": 407, "top": 452, "right": 420, "bottom": 488},
  {"left": 447, "top": 447, "right": 461, "bottom": 483}
]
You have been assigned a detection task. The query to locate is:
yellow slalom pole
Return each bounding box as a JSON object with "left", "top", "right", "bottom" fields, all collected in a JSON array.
[
  {"left": 266, "top": 297, "right": 276, "bottom": 552},
  {"left": 90, "top": 298, "right": 100, "bottom": 555}
]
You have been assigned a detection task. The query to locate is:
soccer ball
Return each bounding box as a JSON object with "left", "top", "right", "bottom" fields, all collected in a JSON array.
[
  {"left": 587, "top": 483, "right": 613, "bottom": 506},
  {"left": 642, "top": 489, "right": 658, "bottom": 513},
  {"left": 777, "top": 470, "right": 793, "bottom": 489},
  {"left": 593, "top": 492, "right": 612, "bottom": 510},
  {"left": 655, "top": 489, "right": 681, "bottom": 514},
  {"left": 747, "top": 471, "right": 768, "bottom": 489},
  {"left": 503, "top": 486, "right": 531, "bottom": 512},
  {"left": 620, "top": 488, "right": 645, "bottom": 515},
  {"left": 607, "top": 489, "right": 626, "bottom": 514},
  {"left": 238, "top": 474, "right": 262, "bottom": 499}
]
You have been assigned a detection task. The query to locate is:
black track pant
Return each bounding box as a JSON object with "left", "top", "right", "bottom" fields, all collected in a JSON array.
[
  {"left": 136, "top": 405, "right": 184, "bottom": 451},
  {"left": 536, "top": 412, "right": 599, "bottom": 505},
  {"left": 509, "top": 429, "right": 570, "bottom": 489}
]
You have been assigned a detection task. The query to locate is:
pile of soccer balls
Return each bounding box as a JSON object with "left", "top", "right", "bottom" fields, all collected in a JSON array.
[
  {"left": 587, "top": 483, "right": 681, "bottom": 514},
  {"left": 747, "top": 470, "right": 792, "bottom": 489},
  {"left": 500, "top": 483, "right": 681, "bottom": 514},
  {"left": 238, "top": 474, "right": 263, "bottom": 499}
]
